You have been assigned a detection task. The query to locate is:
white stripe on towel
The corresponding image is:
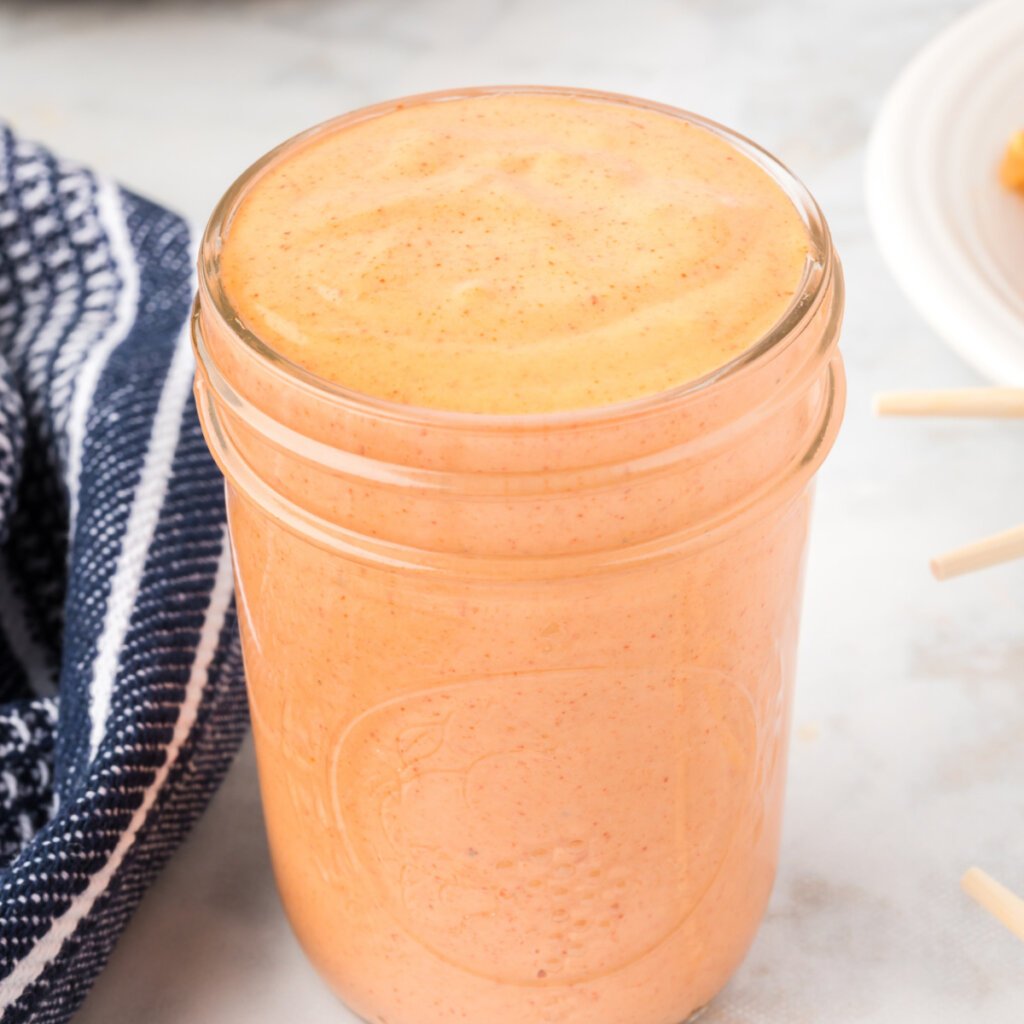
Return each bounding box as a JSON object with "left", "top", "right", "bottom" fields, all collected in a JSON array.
[
  {"left": 65, "top": 178, "right": 140, "bottom": 527},
  {"left": 85, "top": 332, "right": 196, "bottom": 758}
]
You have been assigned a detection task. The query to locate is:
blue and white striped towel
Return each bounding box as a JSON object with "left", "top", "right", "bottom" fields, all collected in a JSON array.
[{"left": 0, "top": 126, "right": 247, "bottom": 1021}]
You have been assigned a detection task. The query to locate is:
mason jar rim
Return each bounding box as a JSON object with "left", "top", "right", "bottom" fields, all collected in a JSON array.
[{"left": 196, "top": 83, "right": 837, "bottom": 431}]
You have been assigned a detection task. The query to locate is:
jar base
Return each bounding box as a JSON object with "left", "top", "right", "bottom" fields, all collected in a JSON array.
[{"left": 333, "top": 996, "right": 714, "bottom": 1024}]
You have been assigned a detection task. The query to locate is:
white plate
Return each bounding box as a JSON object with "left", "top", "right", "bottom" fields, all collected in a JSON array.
[{"left": 865, "top": 0, "right": 1024, "bottom": 385}]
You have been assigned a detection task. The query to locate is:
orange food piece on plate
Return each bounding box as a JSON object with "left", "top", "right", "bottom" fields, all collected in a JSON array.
[{"left": 1000, "top": 130, "right": 1024, "bottom": 192}]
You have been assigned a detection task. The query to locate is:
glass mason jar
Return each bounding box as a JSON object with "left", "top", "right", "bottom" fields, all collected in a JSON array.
[{"left": 193, "top": 88, "right": 845, "bottom": 1024}]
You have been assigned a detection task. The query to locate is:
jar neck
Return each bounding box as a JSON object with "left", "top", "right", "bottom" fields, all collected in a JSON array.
[{"left": 192, "top": 87, "right": 845, "bottom": 571}]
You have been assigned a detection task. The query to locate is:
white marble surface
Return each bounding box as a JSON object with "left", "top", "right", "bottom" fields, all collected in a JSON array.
[{"left": 3, "top": 0, "right": 1024, "bottom": 1020}]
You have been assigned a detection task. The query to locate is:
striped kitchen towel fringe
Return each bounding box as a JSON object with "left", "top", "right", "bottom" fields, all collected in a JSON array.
[{"left": 0, "top": 125, "right": 247, "bottom": 1022}]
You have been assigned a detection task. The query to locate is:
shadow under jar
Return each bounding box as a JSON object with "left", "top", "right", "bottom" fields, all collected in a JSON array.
[{"left": 192, "top": 87, "right": 845, "bottom": 1024}]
